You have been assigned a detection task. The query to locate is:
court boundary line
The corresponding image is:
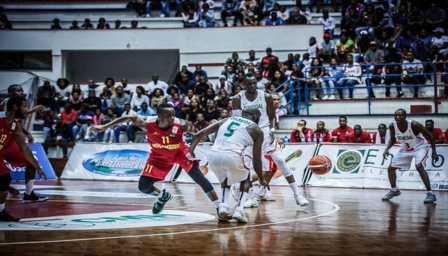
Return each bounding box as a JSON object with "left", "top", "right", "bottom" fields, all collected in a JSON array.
[{"left": 0, "top": 199, "right": 339, "bottom": 245}]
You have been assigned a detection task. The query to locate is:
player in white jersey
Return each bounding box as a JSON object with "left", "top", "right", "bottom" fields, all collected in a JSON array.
[
  {"left": 232, "top": 73, "right": 309, "bottom": 207},
  {"left": 188, "top": 107, "right": 269, "bottom": 223},
  {"left": 383, "top": 109, "right": 439, "bottom": 203}
]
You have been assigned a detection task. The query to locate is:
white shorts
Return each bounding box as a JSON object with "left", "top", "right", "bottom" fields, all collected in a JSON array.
[
  {"left": 261, "top": 128, "right": 278, "bottom": 156},
  {"left": 207, "top": 151, "right": 251, "bottom": 185},
  {"left": 390, "top": 145, "right": 429, "bottom": 171}
]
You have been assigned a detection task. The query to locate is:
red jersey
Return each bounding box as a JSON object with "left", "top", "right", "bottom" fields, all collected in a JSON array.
[
  {"left": 314, "top": 129, "right": 332, "bottom": 143},
  {"left": 332, "top": 126, "right": 354, "bottom": 143},
  {"left": 290, "top": 128, "right": 314, "bottom": 142},
  {"left": 445, "top": 129, "right": 448, "bottom": 144},
  {"left": 348, "top": 131, "right": 372, "bottom": 144},
  {"left": 193, "top": 121, "right": 209, "bottom": 131},
  {"left": 0, "top": 114, "right": 21, "bottom": 151},
  {"left": 61, "top": 109, "right": 78, "bottom": 125},
  {"left": 372, "top": 132, "right": 386, "bottom": 144},
  {"left": 423, "top": 128, "right": 444, "bottom": 142}
]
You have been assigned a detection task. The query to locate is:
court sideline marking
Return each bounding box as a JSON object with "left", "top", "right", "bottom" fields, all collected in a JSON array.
[{"left": 0, "top": 199, "right": 340, "bottom": 245}]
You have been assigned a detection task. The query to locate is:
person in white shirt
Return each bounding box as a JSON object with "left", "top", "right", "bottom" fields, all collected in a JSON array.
[
  {"left": 120, "top": 78, "right": 134, "bottom": 97},
  {"left": 145, "top": 74, "right": 169, "bottom": 95},
  {"left": 430, "top": 27, "right": 448, "bottom": 56},
  {"left": 336, "top": 54, "right": 362, "bottom": 99},
  {"left": 401, "top": 52, "right": 425, "bottom": 98},
  {"left": 317, "top": 9, "right": 335, "bottom": 38},
  {"left": 130, "top": 86, "right": 150, "bottom": 111},
  {"left": 114, "top": 103, "right": 136, "bottom": 143}
]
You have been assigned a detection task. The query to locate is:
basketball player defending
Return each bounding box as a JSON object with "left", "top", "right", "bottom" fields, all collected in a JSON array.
[
  {"left": 91, "top": 104, "right": 220, "bottom": 215},
  {"left": 0, "top": 96, "right": 47, "bottom": 221},
  {"left": 188, "top": 107, "right": 270, "bottom": 223},
  {"left": 0, "top": 84, "right": 47, "bottom": 203},
  {"left": 232, "top": 73, "right": 309, "bottom": 207},
  {"left": 382, "top": 109, "right": 439, "bottom": 203}
]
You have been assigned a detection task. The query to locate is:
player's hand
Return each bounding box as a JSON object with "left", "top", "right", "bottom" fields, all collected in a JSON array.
[
  {"left": 269, "top": 130, "right": 275, "bottom": 144},
  {"left": 36, "top": 167, "right": 47, "bottom": 181},
  {"left": 277, "top": 137, "right": 285, "bottom": 149},
  {"left": 28, "top": 105, "right": 45, "bottom": 114},
  {"left": 383, "top": 150, "right": 389, "bottom": 160},
  {"left": 186, "top": 152, "right": 197, "bottom": 161},
  {"left": 90, "top": 125, "right": 106, "bottom": 132},
  {"left": 27, "top": 133, "right": 35, "bottom": 144},
  {"left": 259, "top": 179, "right": 270, "bottom": 191},
  {"left": 432, "top": 151, "right": 439, "bottom": 163}
]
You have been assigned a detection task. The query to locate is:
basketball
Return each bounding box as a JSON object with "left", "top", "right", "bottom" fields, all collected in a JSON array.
[{"left": 309, "top": 155, "right": 332, "bottom": 175}]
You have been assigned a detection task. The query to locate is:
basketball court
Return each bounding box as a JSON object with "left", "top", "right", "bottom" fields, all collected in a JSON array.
[{"left": 0, "top": 180, "right": 446, "bottom": 255}]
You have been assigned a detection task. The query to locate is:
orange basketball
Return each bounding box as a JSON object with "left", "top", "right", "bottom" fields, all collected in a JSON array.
[{"left": 309, "top": 155, "right": 332, "bottom": 175}]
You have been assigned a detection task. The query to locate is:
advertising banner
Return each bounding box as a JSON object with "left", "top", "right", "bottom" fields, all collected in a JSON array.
[
  {"left": 307, "top": 144, "right": 448, "bottom": 191},
  {"left": 8, "top": 142, "right": 57, "bottom": 180}
]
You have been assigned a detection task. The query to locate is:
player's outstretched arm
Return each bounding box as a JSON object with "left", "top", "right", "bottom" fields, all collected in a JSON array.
[
  {"left": 27, "top": 105, "right": 45, "bottom": 115},
  {"left": 179, "top": 118, "right": 198, "bottom": 134},
  {"left": 187, "top": 118, "right": 228, "bottom": 159},
  {"left": 90, "top": 115, "right": 147, "bottom": 133},
  {"left": 247, "top": 124, "right": 269, "bottom": 189},
  {"left": 13, "top": 125, "right": 47, "bottom": 180},
  {"left": 383, "top": 123, "right": 396, "bottom": 159},
  {"left": 412, "top": 121, "right": 439, "bottom": 162}
]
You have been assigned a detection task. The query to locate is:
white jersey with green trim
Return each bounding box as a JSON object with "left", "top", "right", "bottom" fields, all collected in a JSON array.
[
  {"left": 393, "top": 120, "right": 427, "bottom": 150},
  {"left": 212, "top": 117, "right": 254, "bottom": 154},
  {"left": 238, "top": 90, "right": 269, "bottom": 130}
]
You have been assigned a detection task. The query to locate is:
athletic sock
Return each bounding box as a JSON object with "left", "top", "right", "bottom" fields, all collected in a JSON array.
[
  {"left": 221, "top": 188, "right": 230, "bottom": 204},
  {"left": 212, "top": 200, "right": 220, "bottom": 209},
  {"left": 257, "top": 186, "right": 266, "bottom": 197},
  {"left": 427, "top": 190, "right": 434, "bottom": 194},
  {"left": 237, "top": 192, "right": 248, "bottom": 211},
  {"left": 0, "top": 203, "right": 4, "bottom": 212},
  {"left": 248, "top": 187, "right": 255, "bottom": 199},
  {"left": 289, "top": 182, "right": 300, "bottom": 195},
  {"left": 391, "top": 187, "right": 398, "bottom": 191},
  {"left": 25, "top": 180, "right": 34, "bottom": 195}
]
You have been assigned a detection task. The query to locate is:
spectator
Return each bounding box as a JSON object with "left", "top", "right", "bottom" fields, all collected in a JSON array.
[
  {"left": 314, "top": 121, "right": 332, "bottom": 143},
  {"left": 332, "top": 115, "right": 354, "bottom": 142},
  {"left": 100, "top": 87, "right": 112, "bottom": 112},
  {"left": 104, "top": 77, "right": 116, "bottom": 95},
  {"left": 341, "top": 7, "right": 362, "bottom": 38},
  {"left": 318, "top": 33, "right": 336, "bottom": 62},
  {"left": 55, "top": 78, "right": 72, "bottom": 108},
  {"left": 83, "top": 90, "right": 102, "bottom": 112},
  {"left": 171, "top": 92, "right": 183, "bottom": 117},
  {"left": 376, "top": 30, "right": 393, "bottom": 56},
  {"left": 243, "top": 11, "right": 259, "bottom": 26},
  {"left": 93, "top": 108, "right": 104, "bottom": 141},
  {"left": 307, "top": 36, "right": 319, "bottom": 59},
  {"left": 195, "top": 76, "right": 213, "bottom": 98},
  {"left": 61, "top": 103, "right": 78, "bottom": 135},
  {"left": 69, "top": 91, "right": 83, "bottom": 111},
  {"left": 298, "top": 5, "right": 312, "bottom": 23},
  {"left": 71, "top": 83, "right": 84, "bottom": 99},
  {"left": 364, "top": 41, "right": 385, "bottom": 65},
  {"left": 200, "top": 88, "right": 217, "bottom": 109},
  {"left": 261, "top": 47, "right": 279, "bottom": 66},
  {"left": 198, "top": 0, "right": 215, "bottom": 10},
  {"left": 277, "top": 5, "right": 289, "bottom": 21},
  {"left": 245, "top": 50, "right": 261, "bottom": 69},
  {"left": 127, "top": 0, "right": 146, "bottom": 17},
  {"left": 293, "top": 53, "right": 301, "bottom": 66},
  {"left": 419, "top": 28, "right": 433, "bottom": 48},
  {"left": 232, "top": 85, "right": 243, "bottom": 96},
  {"left": 395, "top": 28, "right": 417, "bottom": 52},
  {"left": 193, "top": 113, "right": 209, "bottom": 132},
  {"left": 130, "top": 86, "right": 149, "bottom": 111},
  {"left": 76, "top": 116, "right": 96, "bottom": 142},
  {"left": 146, "top": 0, "right": 172, "bottom": 18},
  {"left": 42, "top": 108, "right": 55, "bottom": 140},
  {"left": 430, "top": 28, "right": 448, "bottom": 56},
  {"left": 255, "top": 70, "right": 270, "bottom": 91},
  {"left": 355, "top": 4, "right": 377, "bottom": 37},
  {"left": 178, "top": 74, "right": 196, "bottom": 96},
  {"left": 110, "top": 86, "right": 131, "bottom": 116},
  {"left": 367, "top": 56, "right": 391, "bottom": 98},
  {"left": 199, "top": 3, "right": 215, "bottom": 27},
  {"left": 336, "top": 33, "right": 355, "bottom": 63},
  {"left": 221, "top": 0, "right": 243, "bottom": 27},
  {"left": 97, "top": 17, "right": 110, "bottom": 29},
  {"left": 51, "top": 18, "right": 62, "bottom": 29},
  {"left": 226, "top": 52, "right": 246, "bottom": 70},
  {"left": 214, "top": 75, "right": 232, "bottom": 95},
  {"left": 283, "top": 53, "right": 295, "bottom": 72},
  {"left": 101, "top": 108, "right": 117, "bottom": 143},
  {"left": 165, "top": 86, "right": 179, "bottom": 102},
  {"left": 43, "top": 115, "right": 72, "bottom": 158},
  {"left": 265, "top": 11, "right": 284, "bottom": 25},
  {"left": 181, "top": 89, "right": 197, "bottom": 113},
  {"left": 0, "top": 13, "right": 12, "bottom": 29},
  {"left": 239, "top": 0, "right": 258, "bottom": 20},
  {"left": 290, "top": 120, "right": 314, "bottom": 143},
  {"left": 72, "top": 103, "right": 94, "bottom": 139},
  {"left": 114, "top": 103, "right": 136, "bottom": 143},
  {"left": 306, "top": 58, "right": 324, "bottom": 100},
  {"left": 203, "top": 100, "right": 220, "bottom": 122},
  {"left": 120, "top": 78, "right": 134, "bottom": 96},
  {"left": 355, "top": 30, "right": 374, "bottom": 62},
  {"left": 336, "top": 54, "right": 362, "bottom": 99},
  {"left": 322, "top": 58, "right": 341, "bottom": 100},
  {"left": 150, "top": 88, "right": 166, "bottom": 109},
  {"left": 348, "top": 125, "right": 372, "bottom": 144},
  {"left": 37, "top": 81, "right": 57, "bottom": 113},
  {"left": 70, "top": 20, "right": 79, "bottom": 29},
  {"left": 233, "top": 72, "right": 246, "bottom": 89},
  {"left": 317, "top": 9, "right": 336, "bottom": 38},
  {"left": 345, "top": 0, "right": 363, "bottom": 16},
  {"left": 128, "top": 102, "right": 156, "bottom": 143},
  {"left": 146, "top": 74, "right": 169, "bottom": 95},
  {"left": 192, "top": 65, "right": 208, "bottom": 83},
  {"left": 271, "top": 92, "right": 288, "bottom": 118},
  {"left": 285, "top": 7, "right": 307, "bottom": 24},
  {"left": 182, "top": 5, "right": 199, "bottom": 28},
  {"left": 423, "top": 119, "right": 444, "bottom": 144},
  {"left": 219, "top": 109, "right": 230, "bottom": 119},
  {"left": 185, "top": 98, "right": 203, "bottom": 122},
  {"left": 407, "top": 5, "right": 425, "bottom": 34},
  {"left": 84, "top": 79, "right": 101, "bottom": 99},
  {"left": 372, "top": 123, "right": 390, "bottom": 144},
  {"left": 174, "top": 65, "right": 194, "bottom": 86},
  {"left": 401, "top": 51, "right": 426, "bottom": 98},
  {"left": 445, "top": 129, "right": 448, "bottom": 144},
  {"left": 114, "top": 20, "right": 122, "bottom": 29},
  {"left": 81, "top": 18, "right": 94, "bottom": 29},
  {"left": 425, "top": 1, "right": 446, "bottom": 32},
  {"left": 301, "top": 53, "right": 312, "bottom": 69}
]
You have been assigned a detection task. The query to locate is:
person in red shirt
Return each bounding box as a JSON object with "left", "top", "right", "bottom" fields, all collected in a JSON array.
[
  {"left": 348, "top": 125, "right": 372, "bottom": 143},
  {"left": 314, "top": 121, "right": 332, "bottom": 143},
  {"left": 0, "top": 96, "right": 47, "bottom": 221},
  {"left": 261, "top": 47, "right": 280, "bottom": 66},
  {"left": 372, "top": 123, "right": 390, "bottom": 144},
  {"left": 423, "top": 120, "right": 444, "bottom": 144},
  {"left": 61, "top": 103, "right": 78, "bottom": 126},
  {"left": 91, "top": 104, "right": 220, "bottom": 216},
  {"left": 290, "top": 119, "right": 314, "bottom": 142},
  {"left": 193, "top": 113, "right": 209, "bottom": 131},
  {"left": 332, "top": 115, "right": 354, "bottom": 142}
]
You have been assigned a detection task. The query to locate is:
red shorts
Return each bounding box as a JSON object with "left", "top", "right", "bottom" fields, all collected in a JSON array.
[
  {"left": 141, "top": 146, "right": 195, "bottom": 180},
  {"left": 0, "top": 141, "right": 31, "bottom": 175},
  {"left": 264, "top": 155, "right": 278, "bottom": 173}
]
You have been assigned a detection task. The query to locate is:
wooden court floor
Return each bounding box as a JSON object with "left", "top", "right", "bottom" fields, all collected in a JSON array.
[{"left": 0, "top": 180, "right": 447, "bottom": 256}]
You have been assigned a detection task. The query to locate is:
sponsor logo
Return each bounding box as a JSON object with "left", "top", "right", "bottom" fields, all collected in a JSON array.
[
  {"left": 438, "top": 184, "right": 448, "bottom": 190},
  {"left": 334, "top": 150, "right": 364, "bottom": 174},
  {"left": 431, "top": 183, "right": 438, "bottom": 189},
  {"left": 82, "top": 149, "right": 148, "bottom": 176},
  {"left": 3, "top": 210, "right": 215, "bottom": 231}
]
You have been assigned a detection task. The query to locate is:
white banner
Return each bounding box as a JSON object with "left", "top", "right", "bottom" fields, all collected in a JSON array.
[{"left": 308, "top": 144, "right": 448, "bottom": 191}]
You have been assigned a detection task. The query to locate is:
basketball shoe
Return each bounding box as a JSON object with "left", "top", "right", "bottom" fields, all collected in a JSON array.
[
  {"left": 22, "top": 191, "right": 49, "bottom": 204},
  {"left": 0, "top": 210, "right": 20, "bottom": 222},
  {"left": 382, "top": 189, "right": 401, "bottom": 200},
  {"left": 152, "top": 189, "right": 173, "bottom": 214},
  {"left": 232, "top": 208, "right": 248, "bottom": 223},
  {"left": 243, "top": 196, "right": 258, "bottom": 208},
  {"left": 8, "top": 187, "right": 20, "bottom": 196},
  {"left": 255, "top": 193, "right": 276, "bottom": 201},
  {"left": 294, "top": 194, "right": 309, "bottom": 206},
  {"left": 217, "top": 203, "right": 233, "bottom": 222},
  {"left": 424, "top": 192, "right": 437, "bottom": 204}
]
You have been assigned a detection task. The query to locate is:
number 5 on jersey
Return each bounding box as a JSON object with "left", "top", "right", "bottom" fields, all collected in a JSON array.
[{"left": 223, "top": 122, "right": 241, "bottom": 137}]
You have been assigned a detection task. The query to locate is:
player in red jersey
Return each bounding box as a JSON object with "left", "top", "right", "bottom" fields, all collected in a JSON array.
[
  {"left": 332, "top": 115, "right": 353, "bottom": 142},
  {"left": 290, "top": 120, "right": 314, "bottom": 143},
  {"left": 313, "top": 121, "right": 332, "bottom": 143},
  {"left": 0, "top": 96, "right": 47, "bottom": 221},
  {"left": 423, "top": 120, "right": 444, "bottom": 144},
  {"left": 348, "top": 125, "right": 372, "bottom": 144},
  {"left": 0, "top": 84, "right": 47, "bottom": 202},
  {"left": 91, "top": 104, "right": 220, "bottom": 215}
]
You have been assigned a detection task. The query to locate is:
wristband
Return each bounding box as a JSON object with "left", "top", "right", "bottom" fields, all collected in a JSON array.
[{"left": 270, "top": 128, "right": 276, "bottom": 133}]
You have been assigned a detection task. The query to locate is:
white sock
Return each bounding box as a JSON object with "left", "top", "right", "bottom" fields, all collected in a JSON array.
[
  {"left": 289, "top": 182, "right": 300, "bottom": 195},
  {"left": 0, "top": 203, "right": 4, "bottom": 212},
  {"left": 212, "top": 199, "right": 220, "bottom": 209},
  {"left": 248, "top": 187, "right": 255, "bottom": 199},
  {"left": 427, "top": 190, "right": 434, "bottom": 194},
  {"left": 257, "top": 186, "right": 266, "bottom": 197},
  {"left": 391, "top": 187, "right": 398, "bottom": 191},
  {"left": 221, "top": 188, "right": 230, "bottom": 204},
  {"left": 25, "top": 180, "right": 34, "bottom": 195},
  {"left": 237, "top": 192, "right": 248, "bottom": 211}
]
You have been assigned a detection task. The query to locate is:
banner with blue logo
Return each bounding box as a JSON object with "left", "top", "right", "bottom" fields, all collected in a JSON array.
[{"left": 7, "top": 142, "right": 57, "bottom": 180}]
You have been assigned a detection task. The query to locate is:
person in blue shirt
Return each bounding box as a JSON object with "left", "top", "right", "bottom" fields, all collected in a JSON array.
[
  {"left": 322, "top": 58, "right": 342, "bottom": 100},
  {"left": 72, "top": 103, "right": 94, "bottom": 139},
  {"left": 265, "top": 12, "right": 284, "bottom": 26},
  {"left": 129, "top": 102, "right": 156, "bottom": 143}
]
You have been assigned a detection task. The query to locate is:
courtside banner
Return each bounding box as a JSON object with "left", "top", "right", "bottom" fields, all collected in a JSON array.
[
  {"left": 308, "top": 144, "right": 448, "bottom": 191},
  {"left": 8, "top": 142, "right": 57, "bottom": 180},
  {"left": 173, "top": 143, "right": 318, "bottom": 185}
]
